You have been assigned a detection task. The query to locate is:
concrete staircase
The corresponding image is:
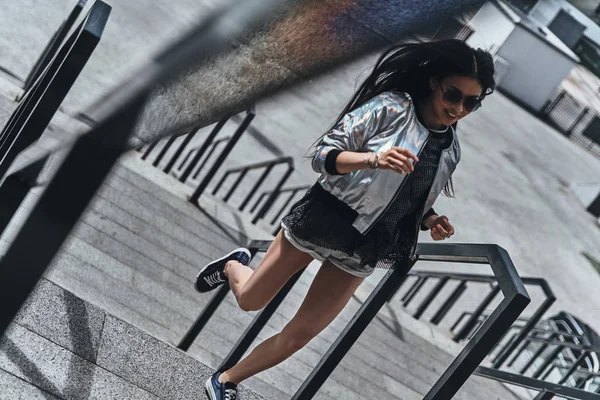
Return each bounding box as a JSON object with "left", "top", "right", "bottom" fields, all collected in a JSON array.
[{"left": 1, "top": 278, "right": 265, "bottom": 400}]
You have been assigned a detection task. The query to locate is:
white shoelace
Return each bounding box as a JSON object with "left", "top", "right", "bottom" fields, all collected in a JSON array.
[
  {"left": 204, "top": 270, "right": 225, "bottom": 286},
  {"left": 224, "top": 388, "right": 237, "bottom": 400}
]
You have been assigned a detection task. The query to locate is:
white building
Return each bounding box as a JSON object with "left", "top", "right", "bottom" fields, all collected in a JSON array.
[{"left": 466, "top": 0, "right": 580, "bottom": 112}]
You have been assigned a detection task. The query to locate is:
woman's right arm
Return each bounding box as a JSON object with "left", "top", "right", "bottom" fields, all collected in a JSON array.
[{"left": 335, "top": 148, "right": 419, "bottom": 175}]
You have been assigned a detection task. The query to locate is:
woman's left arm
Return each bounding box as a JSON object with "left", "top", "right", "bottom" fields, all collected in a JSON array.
[{"left": 423, "top": 212, "right": 455, "bottom": 241}]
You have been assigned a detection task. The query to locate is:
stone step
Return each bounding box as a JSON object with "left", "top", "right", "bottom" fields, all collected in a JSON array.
[{"left": 1, "top": 279, "right": 266, "bottom": 400}]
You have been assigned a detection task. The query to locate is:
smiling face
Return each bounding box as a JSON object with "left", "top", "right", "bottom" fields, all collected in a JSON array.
[{"left": 428, "top": 75, "right": 484, "bottom": 127}]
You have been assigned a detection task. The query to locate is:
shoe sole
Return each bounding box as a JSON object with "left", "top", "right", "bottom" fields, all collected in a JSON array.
[
  {"left": 195, "top": 247, "right": 252, "bottom": 293},
  {"left": 205, "top": 377, "right": 217, "bottom": 400}
]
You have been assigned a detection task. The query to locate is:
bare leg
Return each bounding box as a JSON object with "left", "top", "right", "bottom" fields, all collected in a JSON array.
[
  {"left": 220, "top": 261, "right": 363, "bottom": 384},
  {"left": 224, "top": 230, "right": 313, "bottom": 311}
]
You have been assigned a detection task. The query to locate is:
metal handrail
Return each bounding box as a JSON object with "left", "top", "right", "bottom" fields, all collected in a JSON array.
[
  {"left": 390, "top": 269, "right": 555, "bottom": 369},
  {"left": 17, "top": 0, "right": 88, "bottom": 97},
  {"left": 209, "top": 156, "right": 295, "bottom": 224},
  {"left": 475, "top": 366, "right": 600, "bottom": 400},
  {"left": 0, "top": 0, "right": 110, "bottom": 181}
]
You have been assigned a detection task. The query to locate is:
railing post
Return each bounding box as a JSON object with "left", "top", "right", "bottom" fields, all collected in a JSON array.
[
  {"left": 558, "top": 351, "right": 589, "bottom": 385},
  {"left": 192, "top": 137, "right": 229, "bottom": 180},
  {"left": 141, "top": 141, "right": 159, "bottom": 160},
  {"left": 493, "top": 295, "right": 555, "bottom": 368},
  {"left": 218, "top": 266, "right": 307, "bottom": 371},
  {"left": 180, "top": 116, "right": 229, "bottom": 183},
  {"left": 19, "top": 0, "right": 87, "bottom": 98},
  {"left": 222, "top": 170, "right": 249, "bottom": 202},
  {"left": 270, "top": 189, "right": 298, "bottom": 225},
  {"left": 252, "top": 164, "right": 294, "bottom": 224},
  {"left": 413, "top": 277, "right": 449, "bottom": 320},
  {"left": 430, "top": 280, "right": 467, "bottom": 325},
  {"left": 238, "top": 164, "right": 274, "bottom": 211},
  {"left": 532, "top": 345, "right": 564, "bottom": 379},
  {"left": 519, "top": 332, "right": 557, "bottom": 374},
  {"left": 533, "top": 390, "right": 555, "bottom": 400},
  {"left": 178, "top": 246, "right": 260, "bottom": 351},
  {"left": 190, "top": 110, "right": 255, "bottom": 204},
  {"left": 454, "top": 284, "right": 500, "bottom": 342},
  {"left": 291, "top": 258, "right": 415, "bottom": 399},
  {"left": 178, "top": 284, "right": 231, "bottom": 351},
  {"left": 403, "top": 276, "right": 428, "bottom": 306},
  {"left": 151, "top": 135, "right": 178, "bottom": 167},
  {"left": 163, "top": 126, "right": 201, "bottom": 173}
]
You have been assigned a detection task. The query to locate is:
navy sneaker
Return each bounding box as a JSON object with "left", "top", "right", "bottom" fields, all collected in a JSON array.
[
  {"left": 205, "top": 372, "right": 238, "bottom": 400},
  {"left": 195, "top": 248, "right": 251, "bottom": 293}
]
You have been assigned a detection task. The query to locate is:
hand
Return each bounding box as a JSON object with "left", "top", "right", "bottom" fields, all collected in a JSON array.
[
  {"left": 378, "top": 147, "right": 419, "bottom": 174},
  {"left": 430, "top": 216, "right": 455, "bottom": 241}
]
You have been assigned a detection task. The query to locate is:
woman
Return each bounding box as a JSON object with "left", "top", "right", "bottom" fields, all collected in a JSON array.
[{"left": 196, "top": 39, "right": 495, "bottom": 400}]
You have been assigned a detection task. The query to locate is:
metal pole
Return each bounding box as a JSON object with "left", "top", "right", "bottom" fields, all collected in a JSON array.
[
  {"left": 292, "top": 258, "right": 415, "bottom": 399},
  {"left": 454, "top": 285, "right": 500, "bottom": 342},
  {"left": 218, "top": 267, "right": 307, "bottom": 371},
  {"left": 238, "top": 164, "right": 274, "bottom": 211},
  {"left": 141, "top": 141, "right": 159, "bottom": 160},
  {"left": 558, "top": 351, "right": 589, "bottom": 385},
  {"left": 190, "top": 110, "right": 255, "bottom": 204},
  {"left": 179, "top": 116, "right": 229, "bottom": 183},
  {"left": 250, "top": 192, "right": 269, "bottom": 214},
  {"left": 430, "top": 280, "right": 467, "bottom": 325},
  {"left": 533, "top": 390, "right": 555, "bottom": 400},
  {"left": 519, "top": 333, "right": 557, "bottom": 374},
  {"left": 403, "top": 276, "right": 429, "bottom": 306},
  {"left": 413, "top": 277, "right": 449, "bottom": 320},
  {"left": 192, "top": 138, "right": 229, "bottom": 180},
  {"left": 252, "top": 165, "right": 294, "bottom": 224},
  {"left": 152, "top": 135, "right": 178, "bottom": 167},
  {"left": 163, "top": 126, "right": 201, "bottom": 173},
  {"left": 532, "top": 345, "right": 565, "bottom": 379},
  {"left": 270, "top": 189, "right": 297, "bottom": 225},
  {"left": 493, "top": 296, "right": 555, "bottom": 368},
  {"left": 178, "top": 284, "right": 231, "bottom": 351},
  {"left": 222, "top": 170, "right": 249, "bottom": 202}
]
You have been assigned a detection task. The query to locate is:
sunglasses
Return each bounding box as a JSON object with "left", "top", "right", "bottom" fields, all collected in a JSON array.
[{"left": 439, "top": 84, "right": 482, "bottom": 112}]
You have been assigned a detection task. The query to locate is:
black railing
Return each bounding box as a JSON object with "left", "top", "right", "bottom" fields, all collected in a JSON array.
[
  {"left": 139, "top": 109, "right": 255, "bottom": 181},
  {"left": 475, "top": 366, "right": 600, "bottom": 399},
  {"left": 0, "top": 0, "right": 110, "bottom": 181},
  {"left": 389, "top": 270, "right": 556, "bottom": 370},
  {"left": 16, "top": 1, "right": 88, "bottom": 99},
  {"left": 180, "top": 241, "right": 530, "bottom": 399},
  {"left": 209, "top": 157, "right": 295, "bottom": 225},
  {"left": 251, "top": 184, "right": 310, "bottom": 230},
  {"left": 543, "top": 89, "right": 600, "bottom": 158}
]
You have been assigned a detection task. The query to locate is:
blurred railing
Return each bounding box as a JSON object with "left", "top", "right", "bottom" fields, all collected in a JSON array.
[
  {"left": 388, "top": 270, "right": 556, "bottom": 369},
  {"left": 16, "top": 1, "right": 88, "bottom": 100},
  {"left": 0, "top": 0, "right": 110, "bottom": 181}
]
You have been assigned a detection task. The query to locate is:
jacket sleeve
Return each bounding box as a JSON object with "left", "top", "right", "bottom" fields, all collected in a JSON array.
[
  {"left": 311, "top": 92, "right": 402, "bottom": 175},
  {"left": 420, "top": 207, "right": 437, "bottom": 231}
]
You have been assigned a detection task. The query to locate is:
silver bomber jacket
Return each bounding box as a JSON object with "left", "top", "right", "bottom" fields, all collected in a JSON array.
[{"left": 312, "top": 91, "right": 461, "bottom": 248}]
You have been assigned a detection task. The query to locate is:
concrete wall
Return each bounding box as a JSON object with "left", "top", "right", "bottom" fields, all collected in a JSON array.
[
  {"left": 466, "top": 1, "right": 515, "bottom": 54},
  {"left": 497, "top": 24, "right": 577, "bottom": 111}
]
